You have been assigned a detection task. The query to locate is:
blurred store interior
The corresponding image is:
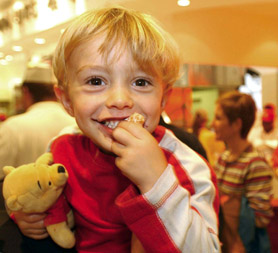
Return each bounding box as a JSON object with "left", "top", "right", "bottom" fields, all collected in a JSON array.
[{"left": 0, "top": 0, "right": 277, "bottom": 129}]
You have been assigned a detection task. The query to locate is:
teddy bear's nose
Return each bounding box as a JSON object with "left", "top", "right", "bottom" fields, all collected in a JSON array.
[{"left": 58, "top": 166, "right": 65, "bottom": 173}]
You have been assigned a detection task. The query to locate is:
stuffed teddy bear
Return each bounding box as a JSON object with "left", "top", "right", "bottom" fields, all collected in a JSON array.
[{"left": 2, "top": 152, "right": 75, "bottom": 249}]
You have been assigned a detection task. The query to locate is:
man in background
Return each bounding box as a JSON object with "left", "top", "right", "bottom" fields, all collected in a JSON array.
[
  {"left": 0, "top": 67, "right": 75, "bottom": 178},
  {"left": 248, "top": 103, "right": 278, "bottom": 165}
]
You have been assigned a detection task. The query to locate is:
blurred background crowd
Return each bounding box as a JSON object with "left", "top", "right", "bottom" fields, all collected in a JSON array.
[{"left": 0, "top": 0, "right": 278, "bottom": 252}]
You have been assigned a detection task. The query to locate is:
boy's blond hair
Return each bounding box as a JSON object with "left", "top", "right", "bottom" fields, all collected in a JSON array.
[{"left": 52, "top": 6, "right": 181, "bottom": 94}]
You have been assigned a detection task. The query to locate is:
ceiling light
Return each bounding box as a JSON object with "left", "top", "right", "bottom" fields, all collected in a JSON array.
[
  {"left": 10, "top": 78, "right": 23, "bottom": 87},
  {"left": 0, "top": 59, "right": 8, "bottom": 65},
  {"left": 5, "top": 55, "right": 13, "bottom": 61},
  {"left": 34, "top": 38, "right": 46, "bottom": 45},
  {"left": 177, "top": 0, "right": 190, "bottom": 7},
  {"left": 12, "top": 45, "right": 23, "bottom": 52},
  {"left": 13, "top": 1, "right": 24, "bottom": 11},
  {"left": 30, "top": 55, "right": 41, "bottom": 65}
]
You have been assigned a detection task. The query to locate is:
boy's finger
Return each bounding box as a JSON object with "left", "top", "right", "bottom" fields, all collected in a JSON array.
[
  {"left": 116, "top": 121, "right": 145, "bottom": 139},
  {"left": 26, "top": 213, "right": 47, "bottom": 223},
  {"left": 112, "top": 124, "right": 137, "bottom": 145}
]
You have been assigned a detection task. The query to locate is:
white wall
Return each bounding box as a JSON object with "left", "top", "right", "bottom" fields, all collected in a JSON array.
[{"left": 257, "top": 67, "right": 278, "bottom": 110}]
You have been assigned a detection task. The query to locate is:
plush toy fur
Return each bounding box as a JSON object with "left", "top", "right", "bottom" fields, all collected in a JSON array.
[{"left": 2, "top": 152, "right": 75, "bottom": 249}]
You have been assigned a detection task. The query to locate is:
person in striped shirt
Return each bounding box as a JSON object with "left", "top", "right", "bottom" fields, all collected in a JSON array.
[{"left": 213, "top": 90, "right": 273, "bottom": 253}]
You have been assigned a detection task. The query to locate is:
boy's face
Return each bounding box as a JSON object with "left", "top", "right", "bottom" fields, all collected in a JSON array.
[{"left": 58, "top": 36, "right": 166, "bottom": 153}]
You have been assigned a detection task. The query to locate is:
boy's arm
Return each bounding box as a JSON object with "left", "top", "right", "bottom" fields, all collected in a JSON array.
[
  {"left": 116, "top": 133, "right": 220, "bottom": 252},
  {"left": 117, "top": 165, "right": 220, "bottom": 252}
]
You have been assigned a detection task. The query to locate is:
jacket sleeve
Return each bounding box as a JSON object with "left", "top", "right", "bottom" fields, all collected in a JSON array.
[{"left": 116, "top": 131, "right": 220, "bottom": 253}]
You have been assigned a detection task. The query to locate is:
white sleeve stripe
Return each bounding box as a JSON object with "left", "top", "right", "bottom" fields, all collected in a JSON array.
[{"left": 153, "top": 181, "right": 179, "bottom": 209}]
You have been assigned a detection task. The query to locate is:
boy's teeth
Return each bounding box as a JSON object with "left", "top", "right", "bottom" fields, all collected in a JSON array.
[{"left": 104, "top": 121, "right": 120, "bottom": 129}]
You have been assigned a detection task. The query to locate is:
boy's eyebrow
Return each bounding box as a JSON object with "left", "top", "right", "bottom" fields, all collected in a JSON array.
[
  {"left": 76, "top": 63, "right": 144, "bottom": 76},
  {"left": 76, "top": 65, "right": 106, "bottom": 74}
]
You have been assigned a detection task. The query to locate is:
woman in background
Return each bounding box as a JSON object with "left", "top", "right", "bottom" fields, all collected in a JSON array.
[{"left": 213, "top": 91, "right": 273, "bottom": 253}]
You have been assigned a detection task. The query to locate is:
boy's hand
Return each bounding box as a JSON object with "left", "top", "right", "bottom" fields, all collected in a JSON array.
[
  {"left": 111, "top": 121, "right": 167, "bottom": 194},
  {"left": 13, "top": 211, "right": 48, "bottom": 239},
  {"left": 131, "top": 233, "right": 145, "bottom": 253}
]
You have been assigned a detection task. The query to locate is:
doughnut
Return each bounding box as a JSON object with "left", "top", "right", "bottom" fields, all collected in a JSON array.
[{"left": 126, "top": 113, "right": 145, "bottom": 125}]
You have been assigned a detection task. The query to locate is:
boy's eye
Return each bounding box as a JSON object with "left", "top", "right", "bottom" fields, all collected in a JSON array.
[
  {"left": 133, "top": 79, "right": 150, "bottom": 87},
  {"left": 87, "top": 77, "right": 105, "bottom": 86}
]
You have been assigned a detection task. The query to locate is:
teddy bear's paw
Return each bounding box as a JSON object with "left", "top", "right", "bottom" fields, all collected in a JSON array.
[{"left": 47, "top": 221, "right": 76, "bottom": 249}]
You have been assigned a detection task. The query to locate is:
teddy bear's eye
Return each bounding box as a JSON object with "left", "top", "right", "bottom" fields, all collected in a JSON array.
[
  {"left": 49, "top": 181, "right": 52, "bottom": 186},
  {"left": 37, "top": 181, "right": 42, "bottom": 189}
]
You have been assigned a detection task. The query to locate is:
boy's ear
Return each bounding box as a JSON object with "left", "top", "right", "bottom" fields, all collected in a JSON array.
[
  {"left": 54, "top": 85, "right": 74, "bottom": 116},
  {"left": 161, "top": 89, "right": 172, "bottom": 110}
]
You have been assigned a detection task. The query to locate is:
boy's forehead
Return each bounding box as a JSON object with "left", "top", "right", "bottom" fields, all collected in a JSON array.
[
  {"left": 68, "top": 50, "right": 146, "bottom": 83},
  {"left": 69, "top": 36, "right": 140, "bottom": 69}
]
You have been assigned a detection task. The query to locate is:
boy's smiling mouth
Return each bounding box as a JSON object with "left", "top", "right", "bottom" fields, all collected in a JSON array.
[
  {"left": 99, "top": 118, "right": 128, "bottom": 130},
  {"left": 103, "top": 120, "right": 121, "bottom": 129}
]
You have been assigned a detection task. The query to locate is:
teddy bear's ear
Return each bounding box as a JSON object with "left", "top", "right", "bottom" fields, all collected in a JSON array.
[
  {"left": 6, "top": 195, "right": 22, "bottom": 211},
  {"left": 3, "top": 166, "right": 15, "bottom": 176},
  {"left": 36, "top": 152, "right": 53, "bottom": 165}
]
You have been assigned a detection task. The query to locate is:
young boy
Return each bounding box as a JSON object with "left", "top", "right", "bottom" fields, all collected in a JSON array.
[{"left": 13, "top": 6, "right": 220, "bottom": 252}]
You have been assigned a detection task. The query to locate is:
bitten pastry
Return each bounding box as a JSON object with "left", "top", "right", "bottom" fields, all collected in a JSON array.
[{"left": 126, "top": 113, "right": 145, "bottom": 126}]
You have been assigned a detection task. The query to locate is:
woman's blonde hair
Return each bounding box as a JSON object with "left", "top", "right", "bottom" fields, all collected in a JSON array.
[{"left": 52, "top": 6, "right": 181, "bottom": 93}]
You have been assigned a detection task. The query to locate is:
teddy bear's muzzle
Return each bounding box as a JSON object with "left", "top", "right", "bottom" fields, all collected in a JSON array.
[{"left": 50, "top": 164, "right": 68, "bottom": 187}]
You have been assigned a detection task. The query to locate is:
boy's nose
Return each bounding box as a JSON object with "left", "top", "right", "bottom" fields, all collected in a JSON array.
[{"left": 106, "top": 87, "right": 133, "bottom": 109}]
